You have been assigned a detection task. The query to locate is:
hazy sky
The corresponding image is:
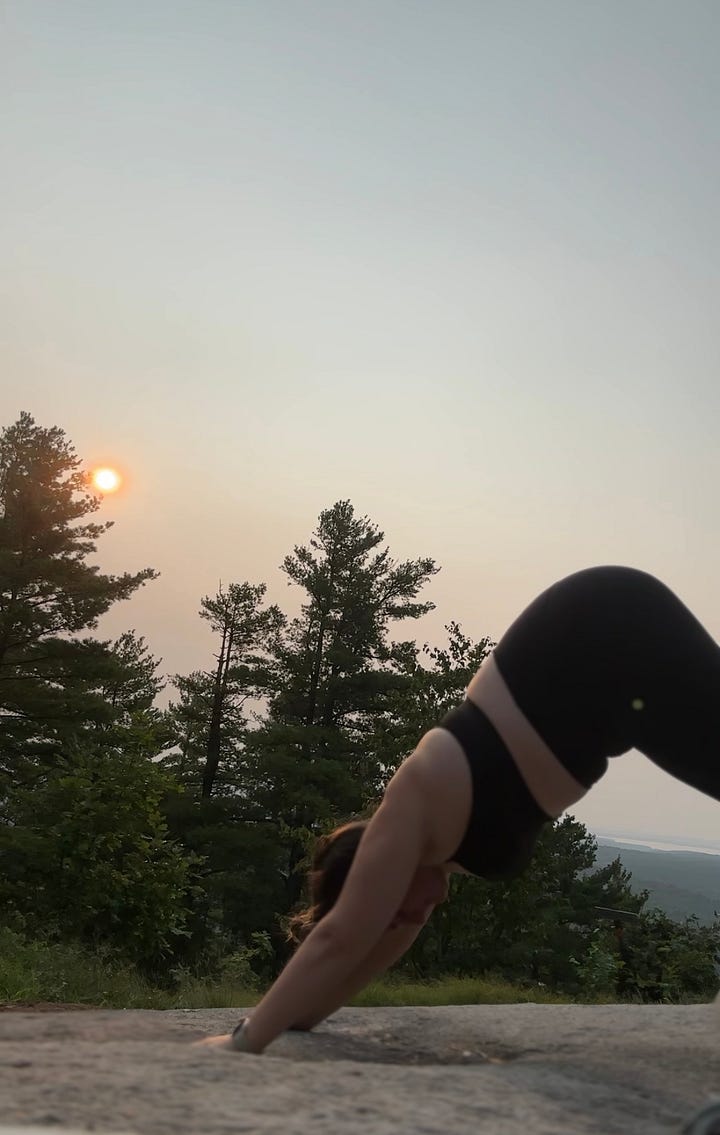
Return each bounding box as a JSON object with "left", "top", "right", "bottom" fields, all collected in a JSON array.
[{"left": 3, "top": 1, "right": 720, "bottom": 845}]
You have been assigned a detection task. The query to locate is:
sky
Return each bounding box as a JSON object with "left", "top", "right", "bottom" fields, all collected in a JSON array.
[{"left": 3, "top": 1, "right": 720, "bottom": 846}]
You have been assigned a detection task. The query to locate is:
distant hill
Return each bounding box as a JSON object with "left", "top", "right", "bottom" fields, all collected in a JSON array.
[{"left": 595, "top": 841, "right": 720, "bottom": 925}]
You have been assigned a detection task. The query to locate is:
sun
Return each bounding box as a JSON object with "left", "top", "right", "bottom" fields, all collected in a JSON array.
[{"left": 91, "top": 467, "right": 122, "bottom": 494}]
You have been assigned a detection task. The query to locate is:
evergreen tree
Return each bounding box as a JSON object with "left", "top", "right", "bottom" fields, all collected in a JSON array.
[
  {"left": 250, "top": 500, "right": 438, "bottom": 908},
  {"left": 165, "top": 582, "right": 284, "bottom": 798},
  {"left": 160, "top": 583, "right": 286, "bottom": 963},
  {"left": 0, "top": 414, "right": 194, "bottom": 966},
  {"left": 0, "top": 412, "right": 157, "bottom": 783}
]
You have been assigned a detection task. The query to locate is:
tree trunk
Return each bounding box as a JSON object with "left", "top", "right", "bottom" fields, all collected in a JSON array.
[
  {"left": 201, "top": 620, "right": 234, "bottom": 798},
  {"left": 285, "top": 835, "right": 307, "bottom": 910}
]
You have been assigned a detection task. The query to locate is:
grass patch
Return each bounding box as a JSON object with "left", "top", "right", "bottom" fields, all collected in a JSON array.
[
  {"left": 0, "top": 927, "right": 261, "bottom": 1011},
  {"left": 0, "top": 928, "right": 620, "bottom": 1012},
  {"left": 351, "top": 974, "right": 575, "bottom": 1007}
]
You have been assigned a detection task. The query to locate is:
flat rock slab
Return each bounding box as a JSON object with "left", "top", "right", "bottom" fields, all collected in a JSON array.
[{"left": 0, "top": 1003, "right": 718, "bottom": 1134}]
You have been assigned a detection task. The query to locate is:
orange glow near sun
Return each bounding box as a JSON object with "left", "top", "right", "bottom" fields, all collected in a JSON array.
[{"left": 92, "top": 467, "right": 122, "bottom": 494}]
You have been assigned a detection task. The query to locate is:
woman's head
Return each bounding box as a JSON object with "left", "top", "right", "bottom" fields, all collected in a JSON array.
[
  {"left": 286, "top": 820, "right": 369, "bottom": 945},
  {"left": 286, "top": 818, "right": 453, "bottom": 945}
]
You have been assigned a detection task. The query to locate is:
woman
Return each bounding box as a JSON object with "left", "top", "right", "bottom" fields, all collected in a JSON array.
[{"left": 197, "top": 566, "right": 720, "bottom": 1054}]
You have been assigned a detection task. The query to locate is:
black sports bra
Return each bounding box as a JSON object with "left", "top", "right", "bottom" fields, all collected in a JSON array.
[{"left": 440, "top": 698, "right": 549, "bottom": 880}]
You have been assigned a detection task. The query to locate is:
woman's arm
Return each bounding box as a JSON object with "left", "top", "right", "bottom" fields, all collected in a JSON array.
[
  {"left": 218, "top": 769, "right": 428, "bottom": 1053},
  {"left": 289, "top": 919, "right": 424, "bottom": 1031},
  {"left": 195, "top": 919, "right": 424, "bottom": 1049},
  {"left": 242, "top": 778, "right": 426, "bottom": 1051}
]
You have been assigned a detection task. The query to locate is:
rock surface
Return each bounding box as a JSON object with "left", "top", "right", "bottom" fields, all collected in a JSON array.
[{"left": 0, "top": 1003, "right": 718, "bottom": 1134}]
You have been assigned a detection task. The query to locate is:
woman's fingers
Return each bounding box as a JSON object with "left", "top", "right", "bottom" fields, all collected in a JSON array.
[{"left": 192, "top": 1033, "right": 234, "bottom": 1049}]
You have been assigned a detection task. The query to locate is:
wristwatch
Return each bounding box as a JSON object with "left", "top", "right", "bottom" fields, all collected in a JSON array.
[{"left": 230, "top": 1018, "right": 254, "bottom": 1052}]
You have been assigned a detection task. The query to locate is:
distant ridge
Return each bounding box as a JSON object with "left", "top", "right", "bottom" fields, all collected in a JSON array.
[
  {"left": 597, "top": 832, "right": 720, "bottom": 855},
  {"left": 595, "top": 840, "right": 720, "bottom": 925}
]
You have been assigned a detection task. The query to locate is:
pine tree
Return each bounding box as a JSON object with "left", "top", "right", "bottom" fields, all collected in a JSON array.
[
  {"left": 0, "top": 413, "right": 157, "bottom": 783},
  {"left": 166, "top": 582, "right": 284, "bottom": 799},
  {"left": 250, "top": 500, "right": 438, "bottom": 907}
]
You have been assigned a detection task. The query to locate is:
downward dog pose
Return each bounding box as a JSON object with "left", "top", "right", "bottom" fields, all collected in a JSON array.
[{"left": 197, "top": 566, "right": 720, "bottom": 1053}]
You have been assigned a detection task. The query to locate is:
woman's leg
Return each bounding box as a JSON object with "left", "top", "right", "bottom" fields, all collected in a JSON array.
[
  {"left": 493, "top": 565, "right": 720, "bottom": 802},
  {"left": 622, "top": 575, "right": 720, "bottom": 803}
]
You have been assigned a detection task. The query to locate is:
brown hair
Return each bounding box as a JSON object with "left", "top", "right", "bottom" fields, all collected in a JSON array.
[{"left": 286, "top": 820, "right": 369, "bottom": 946}]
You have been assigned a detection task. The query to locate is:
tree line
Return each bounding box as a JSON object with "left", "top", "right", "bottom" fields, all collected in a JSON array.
[{"left": 1, "top": 412, "right": 717, "bottom": 1003}]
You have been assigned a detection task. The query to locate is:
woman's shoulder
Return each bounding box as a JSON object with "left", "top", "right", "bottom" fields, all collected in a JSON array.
[{"left": 395, "top": 728, "right": 473, "bottom": 864}]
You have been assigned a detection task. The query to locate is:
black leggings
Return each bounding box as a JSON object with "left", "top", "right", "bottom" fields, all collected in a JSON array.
[{"left": 494, "top": 565, "right": 720, "bottom": 802}]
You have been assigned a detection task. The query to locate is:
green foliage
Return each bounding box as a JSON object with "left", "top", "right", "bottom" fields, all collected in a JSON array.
[
  {"left": 570, "top": 932, "right": 623, "bottom": 994},
  {"left": 217, "top": 932, "right": 275, "bottom": 991},
  {"left": 0, "top": 741, "right": 195, "bottom": 970},
  {"left": 162, "top": 792, "right": 291, "bottom": 970},
  {"left": 617, "top": 911, "right": 720, "bottom": 1002}
]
